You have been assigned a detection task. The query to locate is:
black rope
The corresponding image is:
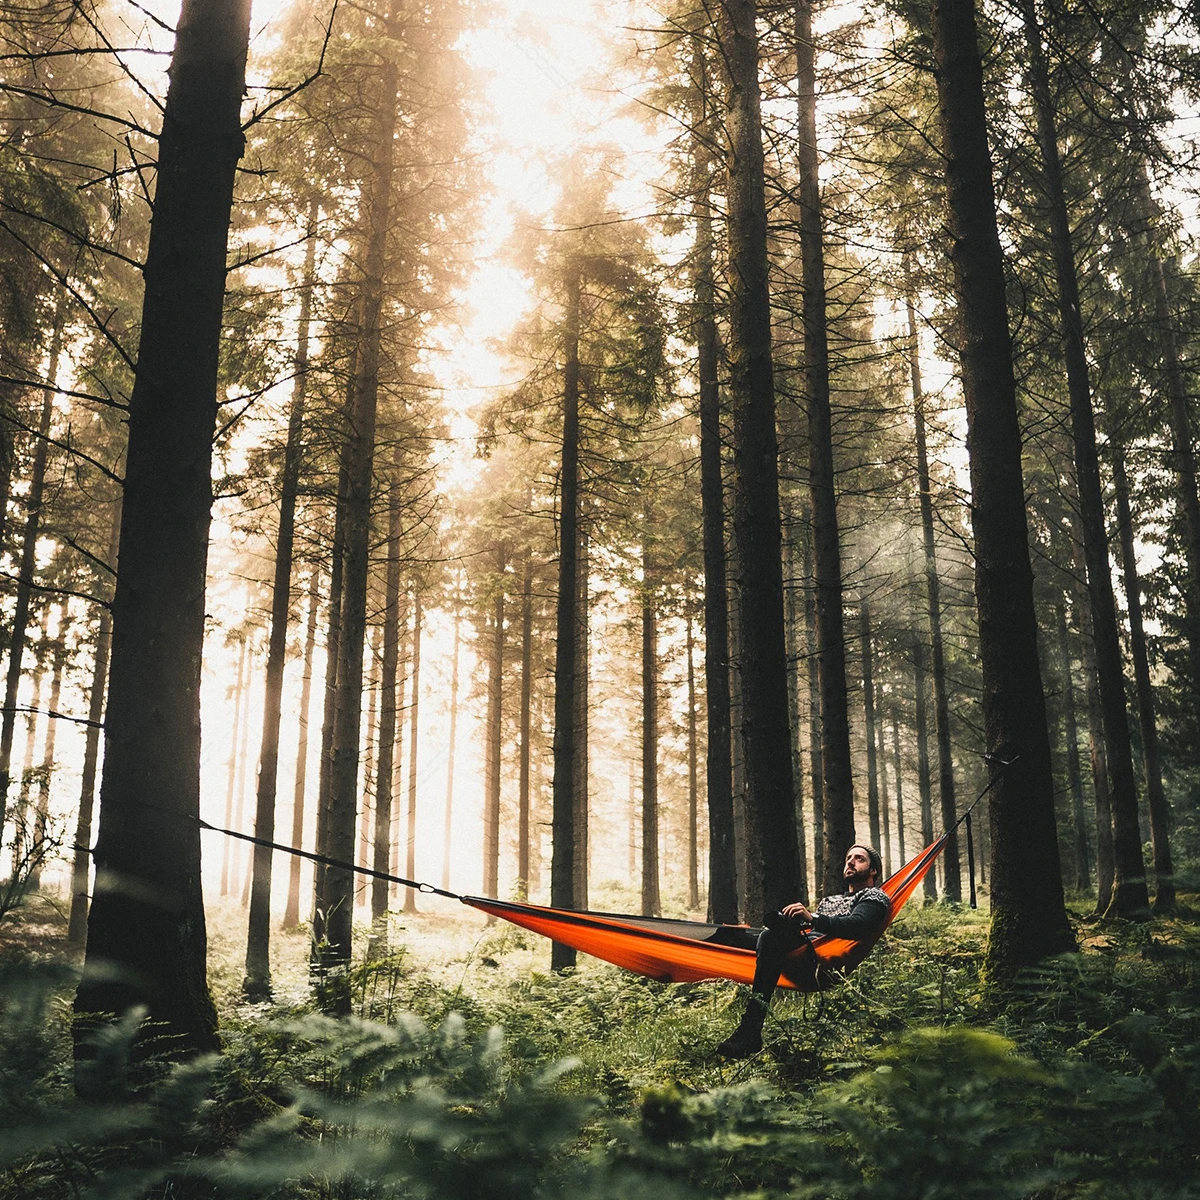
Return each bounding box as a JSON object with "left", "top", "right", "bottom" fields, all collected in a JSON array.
[
  {"left": 195, "top": 818, "right": 461, "bottom": 902},
  {"left": 948, "top": 753, "right": 1015, "bottom": 838},
  {"left": 182, "top": 756, "right": 1016, "bottom": 918}
]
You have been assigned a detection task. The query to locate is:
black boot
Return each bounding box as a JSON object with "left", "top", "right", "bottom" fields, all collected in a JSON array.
[{"left": 716, "top": 1003, "right": 765, "bottom": 1059}]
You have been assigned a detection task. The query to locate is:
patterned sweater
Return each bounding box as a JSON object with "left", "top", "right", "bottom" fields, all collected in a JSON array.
[{"left": 810, "top": 886, "right": 890, "bottom": 939}]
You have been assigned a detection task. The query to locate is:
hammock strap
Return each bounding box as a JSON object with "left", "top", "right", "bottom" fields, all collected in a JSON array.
[
  {"left": 192, "top": 754, "right": 1016, "bottom": 915},
  {"left": 195, "top": 817, "right": 460, "bottom": 901}
]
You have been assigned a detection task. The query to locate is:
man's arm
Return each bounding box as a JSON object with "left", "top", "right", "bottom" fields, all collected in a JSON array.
[{"left": 811, "top": 895, "right": 889, "bottom": 939}]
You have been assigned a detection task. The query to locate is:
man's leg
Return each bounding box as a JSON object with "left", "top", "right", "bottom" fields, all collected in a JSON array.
[{"left": 717, "top": 923, "right": 807, "bottom": 1057}]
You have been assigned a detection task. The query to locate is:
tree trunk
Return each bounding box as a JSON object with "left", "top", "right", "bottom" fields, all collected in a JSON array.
[
  {"left": 243, "top": 214, "right": 316, "bottom": 998},
  {"left": 793, "top": 0, "right": 853, "bottom": 901},
  {"left": 728, "top": 566, "right": 759, "bottom": 919},
  {"left": 371, "top": 450, "right": 404, "bottom": 933},
  {"left": 442, "top": 588, "right": 461, "bottom": 892},
  {"left": 403, "top": 592, "right": 421, "bottom": 912},
  {"left": 389, "top": 607, "right": 409, "bottom": 907},
  {"left": 236, "top": 647, "right": 255, "bottom": 907},
  {"left": 551, "top": 268, "right": 581, "bottom": 969},
  {"left": 316, "top": 21, "right": 400, "bottom": 1009},
  {"left": 692, "top": 58, "right": 738, "bottom": 922},
  {"left": 573, "top": 523, "right": 590, "bottom": 909},
  {"left": 1054, "top": 592, "right": 1091, "bottom": 892},
  {"left": 220, "top": 637, "right": 247, "bottom": 898},
  {"left": 518, "top": 548, "right": 534, "bottom": 894},
  {"left": 719, "top": 0, "right": 801, "bottom": 914},
  {"left": 783, "top": 499, "right": 808, "bottom": 898},
  {"left": 74, "top": 0, "right": 251, "bottom": 1061},
  {"left": 282, "top": 571, "right": 320, "bottom": 930},
  {"left": 0, "top": 303, "right": 65, "bottom": 839},
  {"left": 358, "top": 626, "right": 382, "bottom": 893},
  {"left": 686, "top": 613, "right": 700, "bottom": 909},
  {"left": 12, "top": 634, "right": 45, "bottom": 869},
  {"left": 913, "top": 633, "right": 936, "bottom": 898},
  {"left": 1020, "top": 0, "right": 1147, "bottom": 919},
  {"left": 30, "top": 624, "right": 67, "bottom": 889},
  {"left": 877, "top": 686, "right": 892, "bottom": 876},
  {"left": 928, "top": 0, "right": 1073, "bottom": 980},
  {"left": 68, "top": 506, "right": 121, "bottom": 945},
  {"left": 641, "top": 514, "right": 660, "bottom": 917},
  {"left": 891, "top": 710, "right": 907, "bottom": 863},
  {"left": 860, "top": 600, "right": 881, "bottom": 853},
  {"left": 908, "top": 295, "right": 961, "bottom": 899},
  {"left": 802, "top": 509, "right": 825, "bottom": 888},
  {"left": 1069, "top": 530, "right": 1114, "bottom": 911},
  {"left": 1122, "top": 158, "right": 1200, "bottom": 710},
  {"left": 1112, "top": 443, "right": 1173, "bottom": 908},
  {"left": 483, "top": 548, "right": 506, "bottom": 901},
  {"left": 312, "top": 461, "right": 346, "bottom": 934}
]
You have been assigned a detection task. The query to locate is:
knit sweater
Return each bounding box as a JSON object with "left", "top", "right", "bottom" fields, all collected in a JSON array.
[{"left": 810, "top": 886, "right": 890, "bottom": 939}]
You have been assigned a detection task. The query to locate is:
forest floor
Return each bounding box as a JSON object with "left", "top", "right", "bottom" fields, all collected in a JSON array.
[{"left": 1, "top": 886, "right": 1198, "bottom": 1197}]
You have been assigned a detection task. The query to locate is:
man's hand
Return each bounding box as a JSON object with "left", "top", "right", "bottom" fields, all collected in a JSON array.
[{"left": 781, "top": 902, "right": 812, "bottom": 922}]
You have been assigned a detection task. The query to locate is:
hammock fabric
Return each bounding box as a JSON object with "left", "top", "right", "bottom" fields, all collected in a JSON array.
[{"left": 463, "top": 833, "right": 947, "bottom": 991}]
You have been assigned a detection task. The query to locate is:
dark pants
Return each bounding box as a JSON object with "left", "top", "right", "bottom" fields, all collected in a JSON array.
[{"left": 708, "top": 920, "right": 815, "bottom": 1016}]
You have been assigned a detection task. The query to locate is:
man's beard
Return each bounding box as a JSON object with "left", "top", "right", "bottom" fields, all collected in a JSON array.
[{"left": 845, "top": 866, "right": 872, "bottom": 889}]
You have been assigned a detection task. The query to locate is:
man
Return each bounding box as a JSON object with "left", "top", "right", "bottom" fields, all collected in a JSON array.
[{"left": 716, "top": 844, "right": 889, "bottom": 1058}]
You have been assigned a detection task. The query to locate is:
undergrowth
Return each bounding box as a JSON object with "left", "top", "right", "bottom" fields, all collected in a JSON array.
[{"left": 1, "top": 898, "right": 1197, "bottom": 1198}]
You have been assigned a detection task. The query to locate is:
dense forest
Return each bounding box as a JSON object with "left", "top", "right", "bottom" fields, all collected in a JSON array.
[{"left": 0, "top": 0, "right": 1198, "bottom": 1194}]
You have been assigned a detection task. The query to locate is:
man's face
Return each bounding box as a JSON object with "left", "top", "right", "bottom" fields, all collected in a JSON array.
[{"left": 843, "top": 846, "right": 876, "bottom": 888}]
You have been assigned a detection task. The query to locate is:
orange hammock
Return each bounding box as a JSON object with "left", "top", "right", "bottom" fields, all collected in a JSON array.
[
  {"left": 463, "top": 834, "right": 947, "bottom": 991},
  {"left": 199, "top": 811, "right": 962, "bottom": 992}
]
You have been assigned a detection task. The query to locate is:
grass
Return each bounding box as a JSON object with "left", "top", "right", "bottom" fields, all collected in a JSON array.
[{"left": 1, "top": 885, "right": 1198, "bottom": 1197}]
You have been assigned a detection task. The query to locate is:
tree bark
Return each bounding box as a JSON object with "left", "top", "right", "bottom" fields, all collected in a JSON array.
[
  {"left": 243, "top": 213, "right": 316, "bottom": 999},
  {"left": 928, "top": 0, "right": 1073, "bottom": 980},
  {"left": 370, "top": 450, "right": 403, "bottom": 933},
  {"left": 1112, "top": 443, "right": 1173, "bottom": 908},
  {"left": 1069, "top": 530, "right": 1114, "bottom": 910},
  {"left": 913, "top": 631, "right": 936, "bottom": 897},
  {"left": 74, "top": 0, "right": 251, "bottom": 1061},
  {"left": 220, "top": 637, "right": 247, "bottom": 898},
  {"left": 891, "top": 710, "right": 907, "bottom": 863},
  {"left": 795, "top": 0, "right": 855, "bottom": 901},
  {"left": 908, "top": 296, "right": 961, "bottom": 899},
  {"left": 877, "top": 686, "right": 892, "bottom": 876},
  {"left": 29, "top": 622, "right": 67, "bottom": 889},
  {"left": 692, "top": 57, "right": 738, "bottom": 921},
  {"left": 802, "top": 510, "right": 825, "bottom": 888},
  {"left": 11, "top": 641, "right": 45, "bottom": 868},
  {"left": 1020, "top": 0, "right": 1147, "bottom": 919},
  {"left": 68, "top": 506, "right": 121, "bottom": 945},
  {"left": 442, "top": 588, "right": 461, "bottom": 892},
  {"left": 551, "top": 268, "right": 581, "bottom": 969},
  {"left": 783, "top": 499, "right": 808, "bottom": 898},
  {"left": 518, "top": 548, "right": 534, "bottom": 895},
  {"left": 686, "top": 613, "right": 700, "bottom": 909},
  {"left": 573, "top": 523, "right": 590, "bottom": 910},
  {"left": 641, "top": 513, "right": 660, "bottom": 917},
  {"left": 860, "top": 600, "right": 881, "bottom": 853},
  {"left": 316, "top": 19, "right": 400, "bottom": 1009},
  {"left": 484, "top": 548, "right": 505, "bottom": 902},
  {"left": 358, "top": 625, "right": 382, "bottom": 893},
  {"left": 312, "top": 461, "right": 346, "bottom": 933},
  {"left": 0, "top": 303, "right": 65, "bottom": 839},
  {"left": 720, "top": 0, "right": 800, "bottom": 913},
  {"left": 1124, "top": 162, "right": 1200, "bottom": 710},
  {"left": 403, "top": 592, "right": 421, "bottom": 912},
  {"left": 282, "top": 571, "right": 320, "bottom": 930},
  {"left": 1054, "top": 592, "right": 1091, "bottom": 892}
]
